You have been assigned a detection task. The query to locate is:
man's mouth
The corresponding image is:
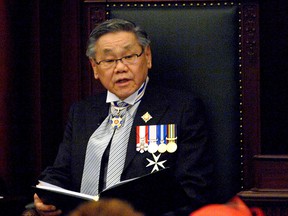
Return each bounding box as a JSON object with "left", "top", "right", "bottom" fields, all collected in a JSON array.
[{"left": 116, "top": 78, "right": 129, "bottom": 83}]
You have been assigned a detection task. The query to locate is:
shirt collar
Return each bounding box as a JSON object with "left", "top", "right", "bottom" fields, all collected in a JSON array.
[{"left": 106, "top": 77, "right": 149, "bottom": 105}]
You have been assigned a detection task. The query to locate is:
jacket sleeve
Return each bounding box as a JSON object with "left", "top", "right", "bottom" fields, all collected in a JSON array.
[
  {"left": 174, "top": 96, "right": 214, "bottom": 211},
  {"left": 38, "top": 104, "right": 75, "bottom": 190}
]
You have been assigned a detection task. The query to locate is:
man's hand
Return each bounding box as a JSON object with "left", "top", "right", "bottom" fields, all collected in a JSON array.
[{"left": 34, "top": 193, "right": 62, "bottom": 216}]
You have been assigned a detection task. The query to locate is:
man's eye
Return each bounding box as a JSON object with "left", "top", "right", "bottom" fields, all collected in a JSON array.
[
  {"left": 104, "top": 59, "right": 115, "bottom": 63},
  {"left": 124, "top": 55, "right": 134, "bottom": 60}
]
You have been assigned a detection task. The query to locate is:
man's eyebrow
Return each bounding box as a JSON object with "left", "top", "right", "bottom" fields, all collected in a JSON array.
[
  {"left": 123, "top": 44, "right": 134, "bottom": 50},
  {"left": 102, "top": 44, "right": 137, "bottom": 55},
  {"left": 103, "top": 49, "right": 113, "bottom": 55}
]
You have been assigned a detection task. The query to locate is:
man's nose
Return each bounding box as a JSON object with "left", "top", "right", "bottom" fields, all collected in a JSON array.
[{"left": 114, "top": 59, "right": 128, "bottom": 71}]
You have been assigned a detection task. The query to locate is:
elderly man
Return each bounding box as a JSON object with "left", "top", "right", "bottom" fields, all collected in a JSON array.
[{"left": 34, "top": 18, "right": 213, "bottom": 216}]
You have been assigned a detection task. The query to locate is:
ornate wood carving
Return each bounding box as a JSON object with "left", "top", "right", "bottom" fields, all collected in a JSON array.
[{"left": 242, "top": 3, "right": 259, "bottom": 67}]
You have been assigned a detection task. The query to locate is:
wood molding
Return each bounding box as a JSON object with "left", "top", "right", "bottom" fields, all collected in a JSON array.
[
  {"left": 253, "top": 155, "right": 288, "bottom": 189},
  {"left": 239, "top": 190, "right": 288, "bottom": 216},
  {"left": 239, "top": 1, "right": 261, "bottom": 190}
]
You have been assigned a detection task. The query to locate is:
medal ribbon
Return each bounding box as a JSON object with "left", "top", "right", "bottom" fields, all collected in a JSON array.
[
  {"left": 167, "top": 124, "right": 177, "bottom": 141},
  {"left": 148, "top": 125, "right": 157, "bottom": 144},
  {"left": 134, "top": 78, "right": 147, "bottom": 104},
  {"left": 136, "top": 125, "right": 148, "bottom": 144},
  {"left": 136, "top": 126, "right": 148, "bottom": 153},
  {"left": 158, "top": 125, "right": 167, "bottom": 144}
]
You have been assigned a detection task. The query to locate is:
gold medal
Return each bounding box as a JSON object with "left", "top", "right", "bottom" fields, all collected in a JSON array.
[
  {"left": 166, "top": 142, "right": 177, "bottom": 153},
  {"left": 158, "top": 143, "right": 167, "bottom": 153},
  {"left": 166, "top": 124, "right": 177, "bottom": 153}
]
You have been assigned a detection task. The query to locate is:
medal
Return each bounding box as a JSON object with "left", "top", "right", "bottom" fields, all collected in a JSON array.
[
  {"left": 148, "top": 125, "right": 158, "bottom": 153},
  {"left": 110, "top": 116, "right": 123, "bottom": 129},
  {"left": 166, "top": 141, "right": 177, "bottom": 153},
  {"left": 166, "top": 124, "right": 177, "bottom": 153},
  {"left": 136, "top": 139, "right": 149, "bottom": 153},
  {"left": 110, "top": 102, "right": 129, "bottom": 129},
  {"left": 146, "top": 153, "right": 167, "bottom": 173},
  {"left": 158, "top": 142, "right": 167, "bottom": 153},
  {"left": 136, "top": 124, "right": 177, "bottom": 154},
  {"left": 158, "top": 125, "right": 167, "bottom": 153},
  {"left": 148, "top": 142, "right": 158, "bottom": 153},
  {"left": 136, "top": 125, "right": 148, "bottom": 153}
]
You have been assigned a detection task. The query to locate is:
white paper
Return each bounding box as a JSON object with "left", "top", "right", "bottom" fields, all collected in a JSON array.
[{"left": 36, "top": 181, "right": 99, "bottom": 201}]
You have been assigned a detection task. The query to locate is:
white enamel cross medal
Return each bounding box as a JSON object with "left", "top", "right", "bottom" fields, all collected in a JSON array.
[
  {"left": 136, "top": 125, "right": 148, "bottom": 153},
  {"left": 110, "top": 103, "right": 127, "bottom": 129},
  {"left": 146, "top": 153, "right": 167, "bottom": 173},
  {"left": 110, "top": 116, "right": 123, "bottom": 129}
]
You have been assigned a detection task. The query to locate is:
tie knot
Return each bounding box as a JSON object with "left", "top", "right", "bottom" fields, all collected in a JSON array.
[{"left": 116, "top": 101, "right": 129, "bottom": 107}]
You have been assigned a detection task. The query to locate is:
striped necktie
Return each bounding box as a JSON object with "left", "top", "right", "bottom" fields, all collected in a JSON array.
[
  {"left": 80, "top": 102, "right": 132, "bottom": 195},
  {"left": 80, "top": 115, "right": 114, "bottom": 195},
  {"left": 105, "top": 101, "right": 134, "bottom": 189}
]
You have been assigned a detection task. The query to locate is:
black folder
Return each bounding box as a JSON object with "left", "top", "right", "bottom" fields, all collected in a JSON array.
[{"left": 33, "top": 168, "right": 190, "bottom": 215}]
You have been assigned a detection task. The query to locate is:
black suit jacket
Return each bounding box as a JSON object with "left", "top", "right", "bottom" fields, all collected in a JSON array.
[{"left": 40, "top": 85, "right": 213, "bottom": 213}]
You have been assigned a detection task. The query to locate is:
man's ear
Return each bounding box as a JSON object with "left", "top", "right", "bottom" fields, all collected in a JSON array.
[
  {"left": 89, "top": 58, "right": 99, "bottom": 79},
  {"left": 145, "top": 46, "right": 152, "bottom": 69}
]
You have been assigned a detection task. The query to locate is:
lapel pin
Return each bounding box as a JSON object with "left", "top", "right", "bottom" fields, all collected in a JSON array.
[{"left": 141, "top": 112, "right": 152, "bottom": 123}]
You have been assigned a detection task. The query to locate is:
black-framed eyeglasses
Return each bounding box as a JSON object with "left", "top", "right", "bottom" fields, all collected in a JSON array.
[{"left": 95, "top": 47, "right": 144, "bottom": 69}]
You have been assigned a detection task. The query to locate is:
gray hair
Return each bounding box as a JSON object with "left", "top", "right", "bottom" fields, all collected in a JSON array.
[{"left": 86, "top": 19, "right": 151, "bottom": 58}]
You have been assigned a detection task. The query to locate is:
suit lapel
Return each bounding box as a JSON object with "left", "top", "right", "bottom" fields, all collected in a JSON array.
[
  {"left": 85, "top": 94, "right": 110, "bottom": 141},
  {"left": 123, "top": 86, "right": 169, "bottom": 171}
]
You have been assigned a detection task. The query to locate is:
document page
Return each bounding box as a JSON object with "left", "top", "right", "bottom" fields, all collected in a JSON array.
[{"left": 36, "top": 181, "right": 98, "bottom": 201}]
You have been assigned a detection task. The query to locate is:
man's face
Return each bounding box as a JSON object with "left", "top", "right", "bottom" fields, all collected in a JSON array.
[{"left": 90, "top": 31, "right": 152, "bottom": 100}]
